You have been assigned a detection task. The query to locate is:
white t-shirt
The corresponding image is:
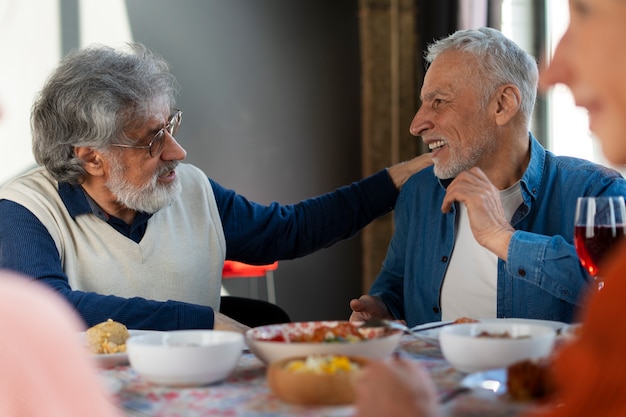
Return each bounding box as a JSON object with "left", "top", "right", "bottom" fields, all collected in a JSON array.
[{"left": 441, "top": 182, "right": 523, "bottom": 320}]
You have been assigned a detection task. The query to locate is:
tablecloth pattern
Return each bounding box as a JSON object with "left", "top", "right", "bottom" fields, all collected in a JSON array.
[{"left": 102, "top": 337, "right": 539, "bottom": 417}]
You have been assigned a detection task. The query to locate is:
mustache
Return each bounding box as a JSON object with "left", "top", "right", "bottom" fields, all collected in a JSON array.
[{"left": 156, "top": 161, "right": 178, "bottom": 177}]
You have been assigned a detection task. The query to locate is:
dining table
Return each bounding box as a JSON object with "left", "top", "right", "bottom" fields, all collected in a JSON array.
[{"left": 100, "top": 335, "right": 545, "bottom": 417}]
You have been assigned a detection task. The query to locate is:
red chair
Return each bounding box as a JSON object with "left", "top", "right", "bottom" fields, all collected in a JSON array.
[{"left": 222, "top": 261, "right": 278, "bottom": 304}]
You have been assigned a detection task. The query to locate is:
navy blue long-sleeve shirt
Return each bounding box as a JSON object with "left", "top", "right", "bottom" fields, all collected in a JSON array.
[{"left": 0, "top": 168, "right": 398, "bottom": 330}]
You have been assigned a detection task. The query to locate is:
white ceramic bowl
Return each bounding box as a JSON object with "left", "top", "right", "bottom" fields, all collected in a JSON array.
[
  {"left": 439, "top": 321, "right": 556, "bottom": 373},
  {"left": 127, "top": 330, "right": 244, "bottom": 386},
  {"left": 245, "top": 321, "right": 402, "bottom": 364}
]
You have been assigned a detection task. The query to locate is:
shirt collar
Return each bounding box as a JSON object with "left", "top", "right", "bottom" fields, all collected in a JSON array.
[
  {"left": 58, "top": 182, "right": 94, "bottom": 219},
  {"left": 57, "top": 181, "right": 153, "bottom": 242},
  {"left": 519, "top": 132, "right": 545, "bottom": 202},
  {"left": 58, "top": 181, "right": 153, "bottom": 222}
]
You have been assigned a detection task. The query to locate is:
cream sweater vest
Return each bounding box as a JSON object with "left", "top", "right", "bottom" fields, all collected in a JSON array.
[{"left": 0, "top": 164, "right": 226, "bottom": 309}]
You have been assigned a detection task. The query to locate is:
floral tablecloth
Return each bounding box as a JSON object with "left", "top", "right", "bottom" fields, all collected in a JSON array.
[{"left": 101, "top": 337, "right": 537, "bottom": 417}]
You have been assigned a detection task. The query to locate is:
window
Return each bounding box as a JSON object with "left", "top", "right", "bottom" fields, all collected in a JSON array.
[
  {"left": 543, "top": 0, "right": 611, "bottom": 166},
  {"left": 502, "top": 0, "right": 623, "bottom": 173}
]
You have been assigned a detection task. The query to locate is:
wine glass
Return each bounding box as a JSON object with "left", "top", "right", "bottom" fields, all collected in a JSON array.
[{"left": 574, "top": 196, "right": 626, "bottom": 290}]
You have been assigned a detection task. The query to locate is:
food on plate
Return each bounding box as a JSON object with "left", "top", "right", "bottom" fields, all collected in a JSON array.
[
  {"left": 284, "top": 355, "right": 362, "bottom": 375},
  {"left": 506, "top": 358, "right": 555, "bottom": 401},
  {"left": 267, "top": 354, "right": 368, "bottom": 405},
  {"left": 86, "top": 319, "right": 130, "bottom": 354},
  {"left": 453, "top": 317, "right": 480, "bottom": 324},
  {"left": 477, "top": 330, "right": 512, "bottom": 338},
  {"left": 260, "top": 321, "right": 372, "bottom": 343},
  {"left": 476, "top": 330, "right": 530, "bottom": 339},
  {"left": 246, "top": 321, "right": 403, "bottom": 363}
]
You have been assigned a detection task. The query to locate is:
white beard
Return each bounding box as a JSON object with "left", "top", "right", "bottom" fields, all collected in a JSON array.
[{"left": 106, "top": 159, "right": 182, "bottom": 213}]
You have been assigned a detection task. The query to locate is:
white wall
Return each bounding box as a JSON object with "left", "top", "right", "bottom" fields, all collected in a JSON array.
[
  {"left": 0, "top": 0, "right": 60, "bottom": 184},
  {"left": 0, "top": 0, "right": 132, "bottom": 184}
]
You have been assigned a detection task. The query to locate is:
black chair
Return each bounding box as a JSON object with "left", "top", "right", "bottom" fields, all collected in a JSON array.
[{"left": 219, "top": 296, "right": 291, "bottom": 327}]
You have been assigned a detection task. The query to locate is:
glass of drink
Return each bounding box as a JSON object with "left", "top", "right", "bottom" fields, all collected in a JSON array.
[{"left": 574, "top": 196, "right": 626, "bottom": 290}]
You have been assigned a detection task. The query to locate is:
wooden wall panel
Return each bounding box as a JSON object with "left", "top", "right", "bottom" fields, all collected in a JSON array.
[{"left": 358, "top": 0, "right": 426, "bottom": 290}]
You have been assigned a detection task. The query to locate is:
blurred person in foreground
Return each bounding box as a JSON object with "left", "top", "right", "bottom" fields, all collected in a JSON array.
[
  {"left": 349, "top": 26, "right": 626, "bottom": 327},
  {"left": 0, "top": 270, "right": 121, "bottom": 417},
  {"left": 0, "top": 93, "right": 119, "bottom": 417},
  {"left": 0, "top": 42, "right": 432, "bottom": 333},
  {"left": 353, "top": 1, "right": 626, "bottom": 416}
]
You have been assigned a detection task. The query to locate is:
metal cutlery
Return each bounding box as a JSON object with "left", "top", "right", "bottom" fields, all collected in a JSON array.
[
  {"left": 360, "top": 319, "right": 455, "bottom": 334},
  {"left": 409, "top": 320, "right": 455, "bottom": 333},
  {"left": 359, "top": 319, "right": 413, "bottom": 333}
]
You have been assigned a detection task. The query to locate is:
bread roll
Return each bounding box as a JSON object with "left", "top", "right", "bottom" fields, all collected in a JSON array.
[{"left": 86, "top": 319, "right": 129, "bottom": 354}]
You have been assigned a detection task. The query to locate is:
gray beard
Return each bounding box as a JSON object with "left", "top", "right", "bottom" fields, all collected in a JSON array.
[
  {"left": 106, "top": 160, "right": 182, "bottom": 213},
  {"left": 434, "top": 154, "right": 478, "bottom": 179},
  {"left": 433, "top": 133, "right": 497, "bottom": 179}
]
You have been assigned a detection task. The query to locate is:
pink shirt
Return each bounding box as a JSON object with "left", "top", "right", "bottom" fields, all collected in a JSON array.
[{"left": 0, "top": 270, "right": 120, "bottom": 417}]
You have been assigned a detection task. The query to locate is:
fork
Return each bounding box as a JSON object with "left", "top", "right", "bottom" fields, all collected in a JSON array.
[
  {"left": 360, "top": 319, "right": 455, "bottom": 334},
  {"left": 358, "top": 319, "right": 413, "bottom": 334}
]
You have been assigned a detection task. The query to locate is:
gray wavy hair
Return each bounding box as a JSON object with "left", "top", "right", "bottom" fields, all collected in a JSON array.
[
  {"left": 425, "top": 27, "right": 538, "bottom": 130},
  {"left": 31, "top": 42, "right": 179, "bottom": 184}
]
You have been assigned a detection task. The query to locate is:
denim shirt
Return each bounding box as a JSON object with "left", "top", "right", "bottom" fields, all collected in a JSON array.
[{"left": 370, "top": 134, "right": 626, "bottom": 326}]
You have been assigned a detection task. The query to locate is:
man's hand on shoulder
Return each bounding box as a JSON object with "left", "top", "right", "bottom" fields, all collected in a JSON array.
[{"left": 387, "top": 153, "right": 434, "bottom": 189}]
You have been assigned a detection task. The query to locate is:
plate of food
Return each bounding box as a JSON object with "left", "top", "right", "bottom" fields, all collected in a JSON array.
[
  {"left": 461, "top": 358, "right": 555, "bottom": 402},
  {"left": 245, "top": 320, "right": 402, "bottom": 364},
  {"left": 412, "top": 318, "right": 566, "bottom": 346},
  {"left": 80, "top": 319, "right": 162, "bottom": 368}
]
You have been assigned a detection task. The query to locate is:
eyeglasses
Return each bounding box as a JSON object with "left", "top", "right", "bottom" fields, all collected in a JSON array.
[{"left": 111, "top": 110, "right": 182, "bottom": 158}]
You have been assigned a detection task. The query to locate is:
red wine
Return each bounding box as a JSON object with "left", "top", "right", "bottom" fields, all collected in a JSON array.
[{"left": 574, "top": 225, "right": 626, "bottom": 276}]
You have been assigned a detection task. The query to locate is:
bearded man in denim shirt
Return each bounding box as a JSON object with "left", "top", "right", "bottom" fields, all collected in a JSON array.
[{"left": 350, "top": 27, "right": 626, "bottom": 327}]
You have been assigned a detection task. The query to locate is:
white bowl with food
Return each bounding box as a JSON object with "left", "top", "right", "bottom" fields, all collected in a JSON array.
[
  {"left": 126, "top": 330, "right": 244, "bottom": 386},
  {"left": 413, "top": 317, "right": 565, "bottom": 347},
  {"left": 439, "top": 321, "right": 556, "bottom": 373},
  {"left": 245, "top": 321, "right": 402, "bottom": 364}
]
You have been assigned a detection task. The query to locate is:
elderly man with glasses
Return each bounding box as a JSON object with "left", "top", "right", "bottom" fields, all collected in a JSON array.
[{"left": 0, "top": 43, "right": 430, "bottom": 332}]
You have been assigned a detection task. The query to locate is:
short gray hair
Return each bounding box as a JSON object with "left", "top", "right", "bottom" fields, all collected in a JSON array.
[
  {"left": 425, "top": 27, "right": 538, "bottom": 129},
  {"left": 31, "top": 42, "right": 179, "bottom": 184}
]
